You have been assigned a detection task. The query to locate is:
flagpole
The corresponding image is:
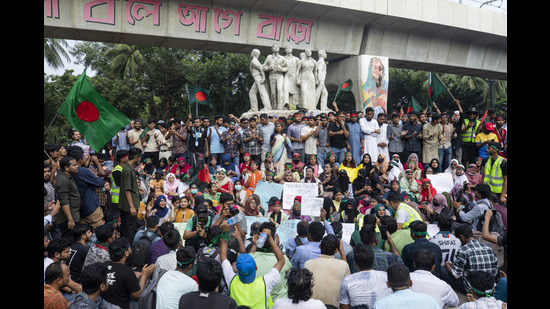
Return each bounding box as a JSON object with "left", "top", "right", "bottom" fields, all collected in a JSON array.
[
  {"left": 333, "top": 85, "right": 342, "bottom": 103},
  {"left": 432, "top": 72, "right": 456, "bottom": 101}
]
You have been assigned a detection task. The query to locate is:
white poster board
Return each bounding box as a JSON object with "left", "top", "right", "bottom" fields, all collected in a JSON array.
[
  {"left": 282, "top": 182, "right": 318, "bottom": 210},
  {"left": 340, "top": 223, "right": 356, "bottom": 244},
  {"left": 300, "top": 198, "right": 324, "bottom": 217},
  {"left": 427, "top": 173, "right": 455, "bottom": 194},
  {"left": 254, "top": 180, "right": 284, "bottom": 208}
]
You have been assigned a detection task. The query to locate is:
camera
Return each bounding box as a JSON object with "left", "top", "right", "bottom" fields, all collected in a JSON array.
[{"left": 229, "top": 204, "right": 240, "bottom": 216}]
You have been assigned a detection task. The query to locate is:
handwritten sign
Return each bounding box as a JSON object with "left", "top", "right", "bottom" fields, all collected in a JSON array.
[
  {"left": 427, "top": 173, "right": 455, "bottom": 194},
  {"left": 254, "top": 180, "right": 283, "bottom": 209},
  {"left": 282, "top": 182, "right": 318, "bottom": 210},
  {"left": 300, "top": 198, "right": 324, "bottom": 217},
  {"left": 275, "top": 219, "right": 301, "bottom": 251},
  {"left": 340, "top": 223, "right": 355, "bottom": 244}
]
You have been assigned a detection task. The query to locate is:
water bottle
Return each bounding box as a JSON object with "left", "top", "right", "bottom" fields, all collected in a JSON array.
[
  {"left": 227, "top": 217, "right": 237, "bottom": 225},
  {"left": 256, "top": 232, "right": 267, "bottom": 248}
]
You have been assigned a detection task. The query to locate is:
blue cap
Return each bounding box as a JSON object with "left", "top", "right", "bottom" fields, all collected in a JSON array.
[{"left": 235, "top": 253, "right": 256, "bottom": 284}]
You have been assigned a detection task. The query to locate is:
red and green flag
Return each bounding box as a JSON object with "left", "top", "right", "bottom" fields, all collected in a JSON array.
[
  {"left": 334, "top": 79, "right": 353, "bottom": 102},
  {"left": 407, "top": 96, "right": 423, "bottom": 113},
  {"left": 428, "top": 72, "right": 447, "bottom": 105},
  {"left": 59, "top": 69, "right": 130, "bottom": 151},
  {"left": 187, "top": 86, "right": 212, "bottom": 107}
]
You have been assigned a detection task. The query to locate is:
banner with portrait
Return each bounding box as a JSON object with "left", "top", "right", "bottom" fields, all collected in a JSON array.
[{"left": 359, "top": 55, "right": 389, "bottom": 113}]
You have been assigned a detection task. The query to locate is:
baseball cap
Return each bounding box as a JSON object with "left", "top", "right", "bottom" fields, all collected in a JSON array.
[
  {"left": 195, "top": 204, "right": 209, "bottom": 219},
  {"left": 236, "top": 253, "right": 257, "bottom": 284}
]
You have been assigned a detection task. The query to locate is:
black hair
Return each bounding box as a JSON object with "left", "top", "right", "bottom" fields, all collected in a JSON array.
[
  {"left": 413, "top": 250, "right": 436, "bottom": 271},
  {"left": 128, "top": 147, "right": 142, "bottom": 160},
  {"left": 467, "top": 271, "right": 496, "bottom": 298},
  {"left": 380, "top": 215, "right": 398, "bottom": 234},
  {"left": 80, "top": 262, "right": 108, "bottom": 294},
  {"left": 454, "top": 223, "right": 474, "bottom": 239},
  {"left": 297, "top": 220, "right": 309, "bottom": 237},
  {"left": 387, "top": 191, "right": 402, "bottom": 203},
  {"left": 162, "top": 229, "right": 181, "bottom": 250},
  {"left": 353, "top": 243, "right": 375, "bottom": 270},
  {"left": 66, "top": 145, "right": 84, "bottom": 161},
  {"left": 108, "top": 237, "right": 131, "bottom": 262},
  {"left": 176, "top": 247, "right": 196, "bottom": 270},
  {"left": 287, "top": 268, "right": 314, "bottom": 303},
  {"left": 46, "top": 237, "right": 71, "bottom": 258},
  {"left": 44, "top": 262, "right": 66, "bottom": 284},
  {"left": 146, "top": 215, "right": 160, "bottom": 229},
  {"left": 308, "top": 221, "right": 325, "bottom": 242},
  {"left": 320, "top": 234, "right": 339, "bottom": 255},
  {"left": 196, "top": 258, "right": 224, "bottom": 292},
  {"left": 219, "top": 192, "right": 234, "bottom": 205},
  {"left": 387, "top": 262, "right": 411, "bottom": 288},
  {"left": 359, "top": 224, "right": 377, "bottom": 245},
  {"left": 59, "top": 155, "right": 75, "bottom": 170},
  {"left": 258, "top": 221, "right": 277, "bottom": 250},
  {"left": 330, "top": 221, "right": 343, "bottom": 238},
  {"left": 474, "top": 183, "right": 492, "bottom": 199},
  {"left": 159, "top": 221, "right": 175, "bottom": 237},
  {"left": 206, "top": 225, "right": 223, "bottom": 244},
  {"left": 437, "top": 212, "right": 454, "bottom": 232},
  {"left": 72, "top": 223, "right": 92, "bottom": 241},
  {"left": 94, "top": 224, "right": 115, "bottom": 243}
]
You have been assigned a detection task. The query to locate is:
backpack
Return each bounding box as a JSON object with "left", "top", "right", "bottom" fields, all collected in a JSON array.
[
  {"left": 129, "top": 232, "right": 157, "bottom": 270},
  {"left": 137, "top": 268, "right": 168, "bottom": 309},
  {"left": 475, "top": 199, "right": 505, "bottom": 236},
  {"left": 294, "top": 235, "right": 304, "bottom": 246}
]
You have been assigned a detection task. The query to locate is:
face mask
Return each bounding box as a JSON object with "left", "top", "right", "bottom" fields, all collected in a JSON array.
[
  {"left": 293, "top": 209, "right": 301, "bottom": 216},
  {"left": 190, "top": 189, "right": 198, "bottom": 194},
  {"left": 234, "top": 185, "right": 242, "bottom": 191},
  {"left": 377, "top": 158, "right": 384, "bottom": 163}
]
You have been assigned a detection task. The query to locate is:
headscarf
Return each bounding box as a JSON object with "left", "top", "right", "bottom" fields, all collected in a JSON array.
[
  {"left": 420, "top": 178, "right": 437, "bottom": 203},
  {"left": 466, "top": 163, "right": 482, "bottom": 185},
  {"left": 152, "top": 195, "right": 169, "bottom": 218},
  {"left": 165, "top": 173, "right": 180, "bottom": 193},
  {"left": 453, "top": 164, "right": 469, "bottom": 185},
  {"left": 428, "top": 193, "right": 448, "bottom": 215},
  {"left": 358, "top": 153, "right": 374, "bottom": 176},
  {"left": 282, "top": 170, "right": 297, "bottom": 183},
  {"left": 335, "top": 169, "right": 350, "bottom": 192},
  {"left": 214, "top": 167, "right": 231, "bottom": 187},
  {"left": 243, "top": 193, "right": 260, "bottom": 216},
  {"left": 444, "top": 159, "right": 459, "bottom": 174},
  {"left": 341, "top": 198, "right": 359, "bottom": 223},
  {"left": 374, "top": 153, "right": 388, "bottom": 174}
]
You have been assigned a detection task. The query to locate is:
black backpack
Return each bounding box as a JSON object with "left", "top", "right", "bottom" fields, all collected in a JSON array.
[{"left": 129, "top": 233, "right": 157, "bottom": 270}]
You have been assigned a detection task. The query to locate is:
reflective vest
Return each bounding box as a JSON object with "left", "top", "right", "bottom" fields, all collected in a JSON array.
[
  {"left": 395, "top": 203, "right": 422, "bottom": 229},
  {"left": 461, "top": 119, "right": 480, "bottom": 143},
  {"left": 229, "top": 276, "right": 273, "bottom": 309},
  {"left": 483, "top": 156, "right": 505, "bottom": 193},
  {"left": 110, "top": 164, "right": 123, "bottom": 204}
]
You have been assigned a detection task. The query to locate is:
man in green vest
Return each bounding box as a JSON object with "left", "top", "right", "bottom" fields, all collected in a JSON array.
[
  {"left": 461, "top": 106, "right": 481, "bottom": 165},
  {"left": 387, "top": 191, "right": 423, "bottom": 230},
  {"left": 220, "top": 225, "right": 285, "bottom": 309},
  {"left": 110, "top": 150, "right": 129, "bottom": 208},
  {"left": 482, "top": 142, "right": 507, "bottom": 204}
]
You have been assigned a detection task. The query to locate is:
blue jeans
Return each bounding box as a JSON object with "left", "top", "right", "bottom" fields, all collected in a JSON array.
[
  {"left": 332, "top": 147, "right": 347, "bottom": 163},
  {"left": 438, "top": 146, "right": 452, "bottom": 172}
]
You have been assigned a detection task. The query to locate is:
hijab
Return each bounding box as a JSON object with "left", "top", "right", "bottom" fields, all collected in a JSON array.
[
  {"left": 165, "top": 173, "right": 180, "bottom": 193},
  {"left": 214, "top": 167, "right": 231, "bottom": 187},
  {"left": 153, "top": 195, "right": 169, "bottom": 218},
  {"left": 341, "top": 198, "right": 359, "bottom": 223},
  {"left": 243, "top": 193, "right": 261, "bottom": 216}
]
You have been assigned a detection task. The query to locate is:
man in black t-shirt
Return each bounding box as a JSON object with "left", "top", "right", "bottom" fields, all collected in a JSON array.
[
  {"left": 327, "top": 111, "right": 350, "bottom": 162},
  {"left": 178, "top": 258, "right": 237, "bottom": 309},
  {"left": 187, "top": 117, "right": 210, "bottom": 166}
]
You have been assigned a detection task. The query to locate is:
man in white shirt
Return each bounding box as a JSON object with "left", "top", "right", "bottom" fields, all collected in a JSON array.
[
  {"left": 359, "top": 107, "right": 380, "bottom": 159},
  {"left": 409, "top": 250, "right": 459, "bottom": 308},
  {"left": 156, "top": 247, "right": 198, "bottom": 308},
  {"left": 339, "top": 244, "right": 391, "bottom": 309}
]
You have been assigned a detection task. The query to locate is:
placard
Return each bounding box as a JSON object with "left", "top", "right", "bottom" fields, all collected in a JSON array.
[
  {"left": 254, "top": 180, "right": 284, "bottom": 209},
  {"left": 275, "top": 219, "right": 301, "bottom": 251},
  {"left": 282, "top": 182, "right": 318, "bottom": 210},
  {"left": 300, "top": 197, "right": 324, "bottom": 217},
  {"left": 426, "top": 173, "right": 455, "bottom": 194}
]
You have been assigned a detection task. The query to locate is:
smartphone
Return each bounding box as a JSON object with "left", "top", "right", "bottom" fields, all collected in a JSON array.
[{"left": 379, "top": 225, "right": 388, "bottom": 240}]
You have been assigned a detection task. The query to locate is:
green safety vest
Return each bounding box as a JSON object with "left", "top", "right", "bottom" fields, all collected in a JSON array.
[
  {"left": 395, "top": 203, "right": 422, "bottom": 230},
  {"left": 229, "top": 275, "right": 273, "bottom": 309},
  {"left": 110, "top": 164, "right": 123, "bottom": 204},
  {"left": 483, "top": 156, "right": 505, "bottom": 193},
  {"left": 461, "top": 119, "right": 480, "bottom": 143}
]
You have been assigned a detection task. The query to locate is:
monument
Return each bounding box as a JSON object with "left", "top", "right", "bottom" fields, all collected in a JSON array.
[{"left": 245, "top": 44, "right": 331, "bottom": 118}]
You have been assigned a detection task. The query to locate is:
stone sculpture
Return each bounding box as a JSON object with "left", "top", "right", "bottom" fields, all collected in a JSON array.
[{"left": 248, "top": 48, "right": 271, "bottom": 112}]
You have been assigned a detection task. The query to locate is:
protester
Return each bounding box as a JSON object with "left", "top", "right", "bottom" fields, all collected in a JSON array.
[{"left": 45, "top": 104, "right": 507, "bottom": 307}]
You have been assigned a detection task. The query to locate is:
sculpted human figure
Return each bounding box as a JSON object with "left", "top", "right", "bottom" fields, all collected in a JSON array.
[
  {"left": 297, "top": 49, "right": 317, "bottom": 110},
  {"left": 283, "top": 45, "right": 301, "bottom": 109},
  {"left": 263, "top": 44, "right": 288, "bottom": 110},
  {"left": 315, "top": 49, "right": 328, "bottom": 110},
  {"left": 248, "top": 48, "right": 271, "bottom": 111}
]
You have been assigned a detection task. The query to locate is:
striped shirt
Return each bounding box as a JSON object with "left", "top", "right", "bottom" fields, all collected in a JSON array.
[{"left": 44, "top": 284, "right": 68, "bottom": 309}]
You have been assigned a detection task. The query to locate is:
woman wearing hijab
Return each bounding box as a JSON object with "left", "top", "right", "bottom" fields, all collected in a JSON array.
[
  {"left": 419, "top": 178, "right": 437, "bottom": 205},
  {"left": 444, "top": 159, "right": 459, "bottom": 174},
  {"left": 403, "top": 153, "right": 425, "bottom": 178},
  {"left": 339, "top": 198, "right": 359, "bottom": 223},
  {"left": 151, "top": 195, "right": 171, "bottom": 223},
  {"left": 335, "top": 169, "right": 353, "bottom": 198},
  {"left": 352, "top": 168, "right": 372, "bottom": 200},
  {"left": 399, "top": 169, "right": 420, "bottom": 202},
  {"left": 214, "top": 168, "right": 234, "bottom": 195},
  {"left": 452, "top": 164, "right": 469, "bottom": 186},
  {"left": 243, "top": 193, "right": 262, "bottom": 217},
  {"left": 465, "top": 163, "right": 483, "bottom": 186},
  {"left": 289, "top": 196, "right": 312, "bottom": 222},
  {"left": 163, "top": 173, "right": 181, "bottom": 204},
  {"left": 423, "top": 193, "right": 450, "bottom": 222}
]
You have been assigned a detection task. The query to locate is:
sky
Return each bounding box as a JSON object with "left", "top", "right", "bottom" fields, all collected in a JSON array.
[{"left": 44, "top": 1, "right": 506, "bottom": 77}]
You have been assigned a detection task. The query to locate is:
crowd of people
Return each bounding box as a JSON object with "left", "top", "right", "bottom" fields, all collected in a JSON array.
[{"left": 44, "top": 98, "right": 507, "bottom": 308}]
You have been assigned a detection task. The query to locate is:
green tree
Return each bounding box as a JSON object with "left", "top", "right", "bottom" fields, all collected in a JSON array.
[
  {"left": 104, "top": 44, "right": 145, "bottom": 79},
  {"left": 44, "top": 38, "right": 70, "bottom": 70}
]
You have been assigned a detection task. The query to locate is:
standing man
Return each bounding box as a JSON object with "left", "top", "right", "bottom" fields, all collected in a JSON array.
[
  {"left": 220, "top": 119, "right": 243, "bottom": 166},
  {"left": 316, "top": 115, "right": 331, "bottom": 167},
  {"left": 118, "top": 147, "right": 142, "bottom": 242},
  {"left": 140, "top": 118, "right": 162, "bottom": 167},
  {"left": 167, "top": 115, "right": 190, "bottom": 160},
  {"left": 258, "top": 113, "right": 275, "bottom": 164},
  {"left": 422, "top": 113, "right": 443, "bottom": 170},
  {"left": 300, "top": 116, "right": 319, "bottom": 161},
  {"left": 287, "top": 112, "right": 307, "bottom": 163},
  {"left": 242, "top": 116, "right": 264, "bottom": 165},
  {"left": 328, "top": 111, "right": 350, "bottom": 163},
  {"left": 208, "top": 115, "right": 227, "bottom": 164},
  {"left": 54, "top": 155, "right": 81, "bottom": 241},
  {"left": 283, "top": 45, "right": 301, "bottom": 109},
  {"left": 187, "top": 117, "right": 209, "bottom": 166},
  {"left": 347, "top": 112, "right": 364, "bottom": 164},
  {"left": 387, "top": 113, "right": 405, "bottom": 163},
  {"left": 482, "top": 142, "right": 507, "bottom": 204},
  {"left": 359, "top": 107, "right": 380, "bottom": 160},
  {"left": 402, "top": 111, "right": 423, "bottom": 164},
  {"left": 127, "top": 119, "right": 144, "bottom": 153},
  {"left": 461, "top": 107, "right": 481, "bottom": 166}
]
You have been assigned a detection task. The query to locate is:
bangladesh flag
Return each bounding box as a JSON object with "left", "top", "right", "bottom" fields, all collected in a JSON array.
[
  {"left": 336, "top": 79, "right": 353, "bottom": 97},
  {"left": 187, "top": 86, "right": 212, "bottom": 107},
  {"left": 428, "top": 72, "right": 447, "bottom": 105},
  {"left": 407, "top": 96, "right": 423, "bottom": 113},
  {"left": 59, "top": 69, "right": 130, "bottom": 151}
]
